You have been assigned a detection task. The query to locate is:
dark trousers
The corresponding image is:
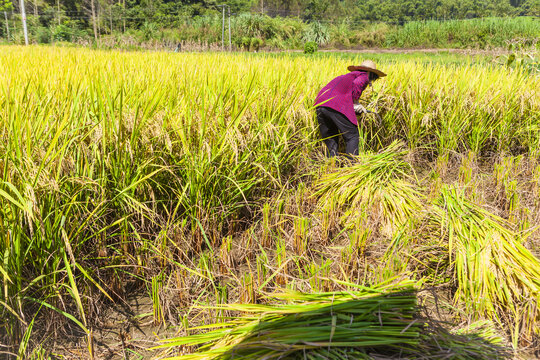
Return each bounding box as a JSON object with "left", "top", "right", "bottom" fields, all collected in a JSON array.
[{"left": 316, "top": 106, "right": 359, "bottom": 157}]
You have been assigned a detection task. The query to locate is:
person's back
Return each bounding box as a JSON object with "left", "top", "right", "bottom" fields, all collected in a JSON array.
[{"left": 315, "top": 72, "right": 365, "bottom": 127}]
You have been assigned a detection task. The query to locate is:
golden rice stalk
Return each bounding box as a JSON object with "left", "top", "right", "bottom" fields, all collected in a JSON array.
[
  {"left": 153, "top": 279, "right": 419, "bottom": 360},
  {"left": 314, "top": 141, "right": 423, "bottom": 236},
  {"left": 432, "top": 187, "right": 540, "bottom": 346}
]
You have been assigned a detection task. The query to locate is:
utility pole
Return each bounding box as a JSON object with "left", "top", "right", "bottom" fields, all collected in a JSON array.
[
  {"left": 19, "top": 0, "right": 28, "bottom": 45},
  {"left": 122, "top": 0, "right": 125, "bottom": 33},
  {"left": 4, "top": 11, "right": 9, "bottom": 40},
  {"left": 220, "top": 5, "right": 225, "bottom": 50},
  {"left": 228, "top": 7, "right": 231, "bottom": 51},
  {"left": 217, "top": 4, "right": 231, "bottom": 51}
]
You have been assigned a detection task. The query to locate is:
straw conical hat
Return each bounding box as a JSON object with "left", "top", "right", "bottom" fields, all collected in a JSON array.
[{"left": 348, "top": 60, "right": 386, "bottom": 77}]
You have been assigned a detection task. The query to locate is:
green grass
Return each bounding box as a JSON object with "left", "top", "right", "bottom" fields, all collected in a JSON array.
[
  {"left": 385, "top": 16, "right": 540, "bottom": 48},
  {"left": 263, "top": 50, "right": 497, "bottom": 66}
]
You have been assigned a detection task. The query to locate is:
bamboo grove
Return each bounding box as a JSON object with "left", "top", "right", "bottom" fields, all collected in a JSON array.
[{"left": 0, "top": 46, "right": 539, "bottom": 358}]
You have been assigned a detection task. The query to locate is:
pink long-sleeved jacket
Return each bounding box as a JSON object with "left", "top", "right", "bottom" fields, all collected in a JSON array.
[{"left": 314, "top": 71, "right": 369, "bottom": 125}]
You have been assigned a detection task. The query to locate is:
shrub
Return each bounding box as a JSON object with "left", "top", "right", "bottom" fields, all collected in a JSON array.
[
  {"left": 304, "top": 41, "right": 318, "bottom": 54},
  {"left": 141, "top": 21, "right": 158, "bottom": 41},
  {"left": 36, "top": 27, "right": 51, "bottom": 44},
  {"left": 303, "top": 21, "right": 330, "bottom": 45},
  {"left": 52, "top": 24, "right": 72, "bottom": 42},
  {"left": 238, "top": 37, "right": 264, "bottom": 51},
  {"left": 266, "top": 37, "right": 287, "bottom": 50},
  {"left": 251, "top": 37, "right": 263, "bottom": 51},
  {"left": 236, "top": 13, "right": 266, "bottom": 38}
]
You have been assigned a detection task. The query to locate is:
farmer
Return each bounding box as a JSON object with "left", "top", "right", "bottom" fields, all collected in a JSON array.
[{"left": 314, "top": 60, "right": 386, "bottom": 157}]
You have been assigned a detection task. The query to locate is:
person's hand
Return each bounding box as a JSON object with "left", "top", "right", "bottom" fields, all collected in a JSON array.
[{"left": 354, "top": 103, "right": 368, "bottom": 114}]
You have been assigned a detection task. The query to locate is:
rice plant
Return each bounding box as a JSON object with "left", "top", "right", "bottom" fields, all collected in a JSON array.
[
  {"left": 154, "top": 280, "right": 419, "bottom": 359},
  {"left": 0, "top": 46, "right": 539, "bottom": 356},
  {"left": 314, "top": 141, "right": 423, "bottom": 237},
  {"left": 432, "top": 187, "right": 540, "bottom": 346}
]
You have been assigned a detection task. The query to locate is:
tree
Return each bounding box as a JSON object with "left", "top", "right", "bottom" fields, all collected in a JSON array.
[
  {"left": 0, "top": 0, "right": 13, "bottom": 39},
  {"left": 83, "top": 0, "right": 98, "bottom": 41},
  {"left": 520, "top": 0, "right": 540, "bottom": 15},
  {"left": 304, "top": 0, "right": 329, "bottom": 21}
]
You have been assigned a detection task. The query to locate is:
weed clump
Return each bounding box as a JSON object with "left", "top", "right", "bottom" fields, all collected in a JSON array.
[{"left": 304, "top": 41, "right": 318, "bottom": 54}]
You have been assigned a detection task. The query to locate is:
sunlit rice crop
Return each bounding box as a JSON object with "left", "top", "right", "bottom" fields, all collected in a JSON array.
[
  {"left": 0, "top": 46, "right": 539, "bottom": 356},
  {"left": 433, "top": 187, "right": 540, "bottom": 346}
]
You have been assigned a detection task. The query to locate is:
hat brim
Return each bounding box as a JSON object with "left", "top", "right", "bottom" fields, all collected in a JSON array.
[{"left": 347, "top": 65, "right": 386, "bottom": 77}]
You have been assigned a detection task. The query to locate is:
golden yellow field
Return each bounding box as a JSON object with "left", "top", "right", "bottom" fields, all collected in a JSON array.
[{"left": 1, "top": 46, "right": 539, "bottom": 358}]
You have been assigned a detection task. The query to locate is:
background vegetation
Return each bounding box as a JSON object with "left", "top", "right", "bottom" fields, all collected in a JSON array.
[{"left": 0, "top": 0, "right": 539, "bottom": 49}]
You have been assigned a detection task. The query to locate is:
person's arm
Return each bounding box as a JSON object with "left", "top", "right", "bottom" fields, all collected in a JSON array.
[
  {"left": 352, "top": 72, "right": 369, "bottom": 101},
  {"left": 352, "top": 73, "right": 370, "bottom": 114}
]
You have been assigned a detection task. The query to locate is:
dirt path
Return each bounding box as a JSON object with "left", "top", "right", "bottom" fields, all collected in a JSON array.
[
  {"left": 269, "top": 47, "right": 510, "bottom": 56},
  {"left": 320, "top": 48, "right": 510, "bottom": 55}
]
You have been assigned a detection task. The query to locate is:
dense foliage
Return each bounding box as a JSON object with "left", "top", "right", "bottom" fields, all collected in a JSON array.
[{"left": 0, "top": 0, "right": 538, "bottom": 48}]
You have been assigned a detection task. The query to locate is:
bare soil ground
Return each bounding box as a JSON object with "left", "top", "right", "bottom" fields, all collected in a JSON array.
[
  {"left": 324, "top": 47, "right": 510, "bottom": 54},
  {"left": 269, "top": 47, "right": 511, "bottom": 56},
  {"left": 49, "top": 295, "right": 175, "bottom": 359}
]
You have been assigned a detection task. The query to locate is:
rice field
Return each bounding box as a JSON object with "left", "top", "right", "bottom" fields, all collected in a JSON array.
[{"left": 1, "top": 46, "right": 540, "bottom": 359}]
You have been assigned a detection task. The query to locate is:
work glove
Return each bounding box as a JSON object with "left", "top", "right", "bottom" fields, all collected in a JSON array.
[{"left": 354, "top": 103, "right": 368, "bottom": 114}]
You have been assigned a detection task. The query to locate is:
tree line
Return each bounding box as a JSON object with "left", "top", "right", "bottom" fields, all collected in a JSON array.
[{"left": 0, "top": 0, "right": 538, "bottom": 45}]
